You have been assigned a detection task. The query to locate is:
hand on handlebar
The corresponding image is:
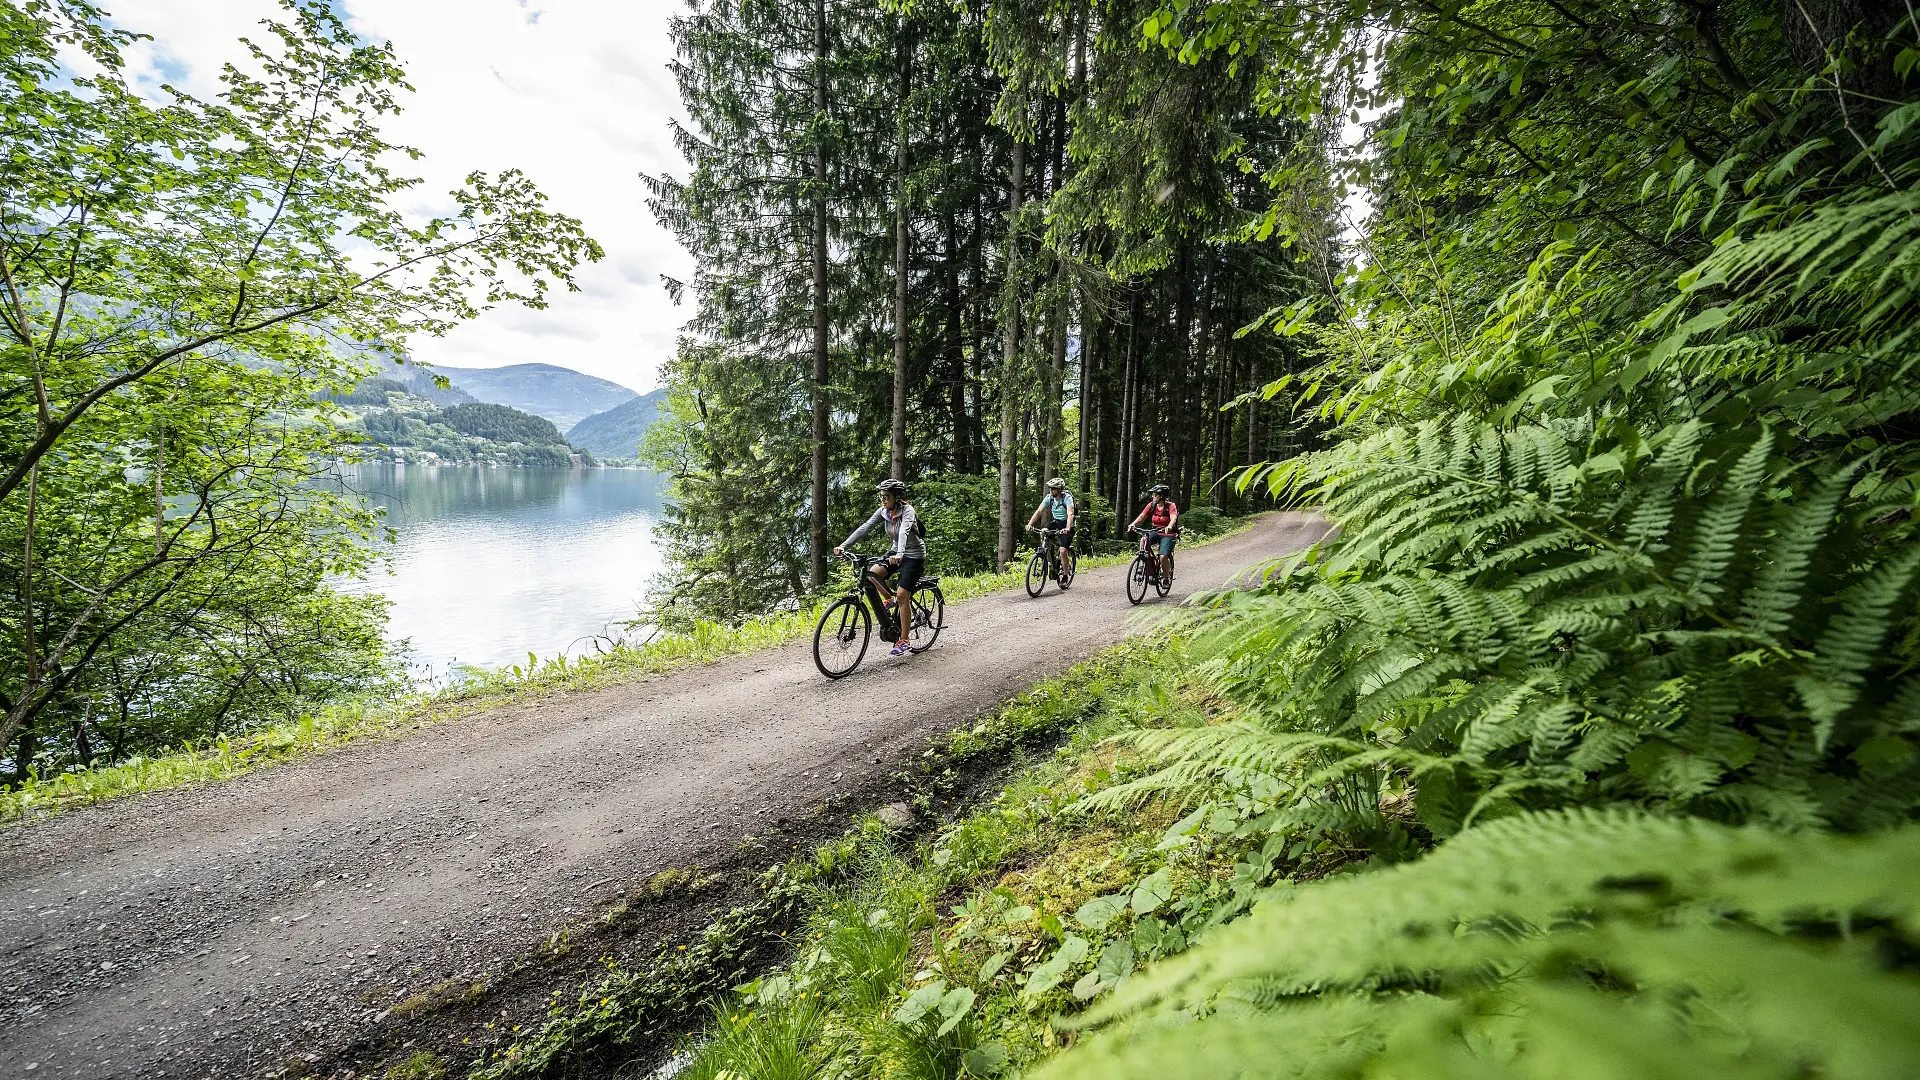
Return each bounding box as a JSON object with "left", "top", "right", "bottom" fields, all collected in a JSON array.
[{"left": 833, "top": 545, "right": 844, "bottom": 556}]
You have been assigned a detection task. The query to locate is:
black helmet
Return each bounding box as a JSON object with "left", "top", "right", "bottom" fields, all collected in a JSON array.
[
  {"left": 1149, "top": 483, "right": 1171, "bottom": 496},
  {"left": 876, "top": 478, "right": 908, "bottom": 494}
]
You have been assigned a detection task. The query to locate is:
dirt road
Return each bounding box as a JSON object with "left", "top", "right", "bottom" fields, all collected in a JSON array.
[{"left": 0, "top": 513, "right": 1325, "bottom": 1079}]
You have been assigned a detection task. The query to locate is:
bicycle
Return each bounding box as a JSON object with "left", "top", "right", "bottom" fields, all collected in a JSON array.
[
  {"left": 813, "top": 552, "right": 945, "bottom": 679},
  {"left": 1127, "top": 526, "right": 1175, "bottom": 605},
  {"left": 1024, "top": 526, "right": 1075, "bottom": 596}
]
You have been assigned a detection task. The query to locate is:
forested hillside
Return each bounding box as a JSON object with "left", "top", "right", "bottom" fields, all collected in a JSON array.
[{"left": 566, "top": 388, "right": 669, "bottom": 460}]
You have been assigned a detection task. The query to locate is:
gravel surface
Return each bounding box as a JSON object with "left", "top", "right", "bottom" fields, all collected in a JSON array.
[{"left": 0, "top": 513, "right": 1325, "bottom": 1079}]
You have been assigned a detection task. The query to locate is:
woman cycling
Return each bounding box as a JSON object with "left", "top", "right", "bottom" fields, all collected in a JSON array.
[
  {"left": 835, "top": 479, "right": 924, "bottom": 657},
  {"left": 1025, "top": 477, "right": 1077, "bottom": 579},
  {"left": 1128, "top": 484, "right": 1179, "bottom": 585}
]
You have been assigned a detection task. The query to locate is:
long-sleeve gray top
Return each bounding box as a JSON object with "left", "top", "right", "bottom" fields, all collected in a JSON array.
[{"left": 842, "top": 503, "right": 925, "bottom": 559}]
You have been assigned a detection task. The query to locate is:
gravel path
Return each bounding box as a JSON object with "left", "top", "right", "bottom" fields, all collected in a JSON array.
[{"left": 0, "top": 513, "right": 1325, "bottom": 1079}]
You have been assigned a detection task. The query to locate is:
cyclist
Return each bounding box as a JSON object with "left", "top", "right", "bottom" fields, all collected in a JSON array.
[
  {"left": 1025, "top": 477, "right": 1077, "bottom": 579},
  {"left": 834, "top": 478, "right": 925, "bottom": 657},
  {"left": 1128, "top": 483, "right": 1180, "bottom": 586}
]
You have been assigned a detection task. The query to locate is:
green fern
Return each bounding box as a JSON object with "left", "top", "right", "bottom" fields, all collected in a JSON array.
[
  {"left": 1187, "top": 416, "right": 1920, "bottom": 835},
  {"left": 1037, "top": 811, "right": 1920, "bottom": 1080}
]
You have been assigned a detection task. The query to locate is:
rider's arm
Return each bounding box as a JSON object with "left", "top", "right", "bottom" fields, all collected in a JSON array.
[
  {"left": 1167, "top": 503, "right": 1180, "bottom": 531},
  {"left": 1065, "top": 494, "right": 1075, "bottom": 530},
  {"left": 1027, "top": 500, "right": 1044, "bottom": 530},
  {"left": 1128, "top": 505, "right": 1148, "bottom": 529},
  {"left": 841, "top": 507, "right": 883, "bottom": 551}
]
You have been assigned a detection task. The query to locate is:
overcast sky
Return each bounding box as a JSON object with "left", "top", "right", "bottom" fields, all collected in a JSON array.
[{"left": 112, "top": 0, "right": 695, "bottom": 393}]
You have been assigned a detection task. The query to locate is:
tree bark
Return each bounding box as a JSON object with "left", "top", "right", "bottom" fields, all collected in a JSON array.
[
  {"left": 1077, "top": 290, "right": 1097, "bottom": 499},
  {"left": 809, "top": 0, "right": 831, "bottom": 588},
  {"left": 890, "top": 18, "right": 913, "bottom": 481},
  {"left": 944, "top": 204, "right": 966, "bottom": 475},
  {"left": 995, "top": 138, "right": 1025, "bottom": 570},
  {"left": 1116, "top": 289, "right": 1140, "bottom": 537},
  {"left": 1199, "top": 256, "right": 1225, "bottom": 507}
]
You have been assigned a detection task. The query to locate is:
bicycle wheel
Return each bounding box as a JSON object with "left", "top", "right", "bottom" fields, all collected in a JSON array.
[
  {"left": 1025, "top": 548, "right": 1049, "bottom": 597},
  {"left": 813, "top": 596, "right": 871, "bottom": 679},
  {"left": 1127, "top": 554, "right": 1150, "bottom": 605},
  {"left": 1157, "top": 553, "right": 1174, "bottom": 597},
  {"left": 907, "top": 584, "right": 944, "bottom": 653}
]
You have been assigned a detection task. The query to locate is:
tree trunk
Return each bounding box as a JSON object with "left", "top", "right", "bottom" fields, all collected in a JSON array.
[
  {"left": 1045, "top": 280, "right": 1067, "bottom": 484},
  {"left": 8, "top": 465, "right": 40, "bottom": 760},
  {"left": 1197, "top": 255, "right": 1222, "bottom": 506},
  {"left": 1246, "top": 353, "right": 1260, "bottom": 466},
  {"left": 1116, "top": 290, "right": 1140, "bottom": 537},
  {"left": 1042, "top": 80, "right": 1069, "bottom": 486},
  {"left": 154, "top": 424, "right": 165, "bottom": 554},
  {"left": 71, "top": 705, "right": 94, "bottom": 770},
  {"left": 996, "top": 138, "right": 1025, "bottom": 570},
  {"left": 890, "top": 19, "right": 913, "bottom": 481},
  {"left": 809, "top": 0, "right": 830, "bottom": 589},
  {"left": 1077, "top": 290, "right": 1097, "bottom": 498},
  {"left": 944, "top": 205, "right": 966, "bottom": 475}
]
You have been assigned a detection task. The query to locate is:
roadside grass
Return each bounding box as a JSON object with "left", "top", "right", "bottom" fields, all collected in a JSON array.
[
  {"left": 470, "top": 633, "right": 1327, "bottom": 1080},
  {"left": 465, "top": 639, "right": 1181, "bottom": 1080},
  {"left": 0, "top": 515, "right": 1260, "bottom": 826}
]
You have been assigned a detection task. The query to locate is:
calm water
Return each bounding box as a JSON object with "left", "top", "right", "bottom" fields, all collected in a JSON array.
[{"left": 335, "top": 464, "right": 670, "bottom": 675}]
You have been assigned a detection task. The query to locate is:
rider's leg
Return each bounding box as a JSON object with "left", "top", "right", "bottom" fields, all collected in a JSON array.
[
  {"left": 894, "top": 586, "right": 911, "bottom": 644},
  {"left": 867, "top": 566, "right": 893, "bottom": 625}
]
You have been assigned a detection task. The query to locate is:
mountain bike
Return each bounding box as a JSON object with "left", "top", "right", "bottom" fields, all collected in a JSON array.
[
  {"left": 813, "top": 552, "right": 945, "bottom": 679},
  {"left": 1024, "top": 526, "right": 1075, "bottom": 596},
  {"left": 1127, "top": 527, "right": 1175, "bottom": 605}
]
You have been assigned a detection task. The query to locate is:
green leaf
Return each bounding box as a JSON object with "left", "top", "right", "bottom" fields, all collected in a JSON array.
[
  {"left": 1132, "top": 869, "right": 1174, "bottom": 915},
  {"left": 893, "top": 978, "right": 947, "bottom": 1025},
  {"left": 1024, "top": 935, "right": 1089, "bottom": 997},
  {"left": 962, "top": 1042, "right": 1010, "bottom": 1077},
  {"left": 1075, "top": 893, "right": 1129, "bottom": 931}
]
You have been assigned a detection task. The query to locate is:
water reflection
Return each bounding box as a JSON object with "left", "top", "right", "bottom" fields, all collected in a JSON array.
[{"left": 332, "top": 463, "right": 669, "bottom": 675}]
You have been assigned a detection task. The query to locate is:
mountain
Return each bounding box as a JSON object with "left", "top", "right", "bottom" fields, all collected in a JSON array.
[
  {"left": 565, "top": 388, "right": 669, "bottom": 461},
  {"left": 357, "top": 400, "right": 584, "bottom": 467},
  {"left": 431, "top": 363, "right": 637, "bottom": 430},
  {"left": 334, "top": 367, "right": 474, "bottom": 408}
]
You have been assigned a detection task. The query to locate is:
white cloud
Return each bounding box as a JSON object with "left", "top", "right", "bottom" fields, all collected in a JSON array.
[{"left": 109, "top": 0, "right": 696, "bottom": 393}]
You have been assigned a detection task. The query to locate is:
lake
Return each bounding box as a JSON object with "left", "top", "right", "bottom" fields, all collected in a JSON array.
[{"left": 333, "top": 464, "right": 670, "bottom": 676}]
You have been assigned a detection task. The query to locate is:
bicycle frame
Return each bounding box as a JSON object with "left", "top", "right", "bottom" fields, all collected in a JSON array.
[
  {"left": 1135, "top": 528, "right": 1172, "bottom": 571},
  {"left": 843, "top": 552, "right": 905, "bottom": 636}
]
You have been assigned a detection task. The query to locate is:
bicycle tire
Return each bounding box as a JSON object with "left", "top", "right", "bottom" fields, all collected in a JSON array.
[
  {"left": 813, "top": 596, "right": 871, "bottom": 679},
  {"left": 907, "top": 584, "right": 944, "bottom": 654},
  {"left": 1157, "top": 553, "right": 1174, "bottom": 597},
  {"left": 1025, "top": 548, "right": 1048, "bottom": 597},
  {"left": 1127, "top": 554, "right": 1150, "bottom": 605}
]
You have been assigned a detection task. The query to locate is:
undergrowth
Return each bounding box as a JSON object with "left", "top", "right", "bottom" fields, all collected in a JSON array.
[
  {"left": 485, "top": 634, "right": 1920, "bottom": 1080},
  {"left": 0, "top": 519, "right": 1253, "bottom": 826}
]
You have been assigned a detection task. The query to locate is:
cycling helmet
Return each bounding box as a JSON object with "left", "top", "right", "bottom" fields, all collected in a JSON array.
[
  {"left": 1046, "top": 477, "right": 1066, "bottom": 490},
  {"left": 1149, "top": 484, "right": 1172, "bottom": 496},
  {"left": 876, "top": 478, "right": 908, "bottom": 494}
]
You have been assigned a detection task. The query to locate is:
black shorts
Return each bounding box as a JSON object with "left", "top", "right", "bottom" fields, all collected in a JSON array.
[
  {"left": 874, "top": 555, "right": 925, "bottom": 594},
  {"left": 1042, "top": 523, "right": 1073, "bottom": 546}
]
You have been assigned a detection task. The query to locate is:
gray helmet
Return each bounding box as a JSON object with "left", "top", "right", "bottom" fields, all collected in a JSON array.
[
  {"left": 1046, "top": 477, "right": 1066, "bottom": 490},
  {"left": 876, "top": 478, "right": 908, "bottom": 494}
]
